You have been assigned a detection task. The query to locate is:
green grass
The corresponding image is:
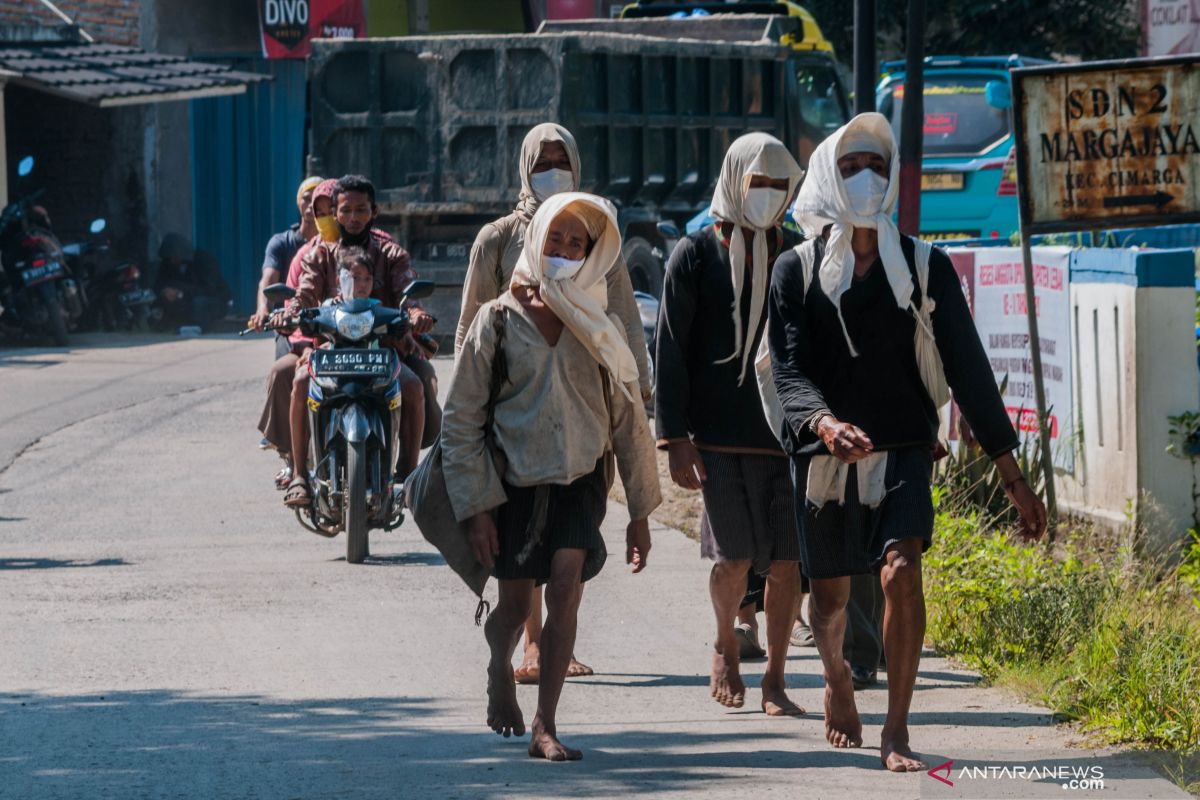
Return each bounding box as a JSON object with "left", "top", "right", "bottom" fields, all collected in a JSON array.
[{"left": 924, "top": 489, "right": 1200, "bottom": 782}]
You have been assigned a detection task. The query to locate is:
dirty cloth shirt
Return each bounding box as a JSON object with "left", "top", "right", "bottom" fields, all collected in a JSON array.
[
  {"left": 442, "top": 293, "right": 661, "bottom": 525},
  {"left": 455, "top": 213, "right": 652, "bottom": 398}
]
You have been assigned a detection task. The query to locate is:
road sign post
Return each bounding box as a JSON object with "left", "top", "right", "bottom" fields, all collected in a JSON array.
[{"left": 1010, "top": 55, "right": 1200, "bottom": 535}]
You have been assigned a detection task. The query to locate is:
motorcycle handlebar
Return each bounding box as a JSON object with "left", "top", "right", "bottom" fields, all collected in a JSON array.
[{"left": 238, "top": 319, "right": 296, "bottom": 337}]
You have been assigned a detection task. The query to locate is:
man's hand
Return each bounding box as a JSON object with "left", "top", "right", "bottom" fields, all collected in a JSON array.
[
  {"left": 267, "top": 309, "right": 292, "bottom": 331},
  {"left": 1005, "top": 478, "right": 1047, "bottom": 540},
  {"left": 816, "top": 416, "right": 874, "bottom": 464},
  {"left": 409, "top": 308, "right": 435, "bottom": 335},
  {"left": 626, "top": 518, "right": 651, "bottom": 573},
  {"left": 667, "top": 441, "right": 707, "bottom": 490},
  {"left": 249, "top": 312, "right": 269, "bottom": 332},
  {"left": 467, "top": 512, "right": 499, "bottom": 570},
  {"left": 162, "top": 287, "right": 182, "bottom": 303}
]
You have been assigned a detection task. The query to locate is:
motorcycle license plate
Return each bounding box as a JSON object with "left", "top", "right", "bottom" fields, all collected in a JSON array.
[
  {"left": 310, "top": 348, "right": 390, "bottom": 378},
  {"left": 20, "top": 261, "right": 63, "bottom": 286},
  {"left": 120, "top": 288, "right": 155, "bottom": 306}
]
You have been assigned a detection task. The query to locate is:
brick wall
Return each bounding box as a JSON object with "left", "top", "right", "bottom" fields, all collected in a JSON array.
[{"left": 0, "top": 0, "right": 140, "bottom": 46}]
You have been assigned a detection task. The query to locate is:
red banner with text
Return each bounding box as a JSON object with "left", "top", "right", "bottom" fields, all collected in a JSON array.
[{"left": 259, "top": 0, "right": 364, "bottom": 60}]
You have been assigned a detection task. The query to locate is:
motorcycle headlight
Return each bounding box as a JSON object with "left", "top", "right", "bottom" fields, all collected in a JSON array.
[{"left": 335, "top": 308, "right": 374, "bottom": 341}]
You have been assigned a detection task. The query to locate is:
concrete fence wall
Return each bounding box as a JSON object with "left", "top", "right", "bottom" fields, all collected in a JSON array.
[
  {"left": 1063, "top": 247, "right": 1197, "bottom": 549},
  {"left": 950, "top": 242, "right": 1198, "bottom": 550}
]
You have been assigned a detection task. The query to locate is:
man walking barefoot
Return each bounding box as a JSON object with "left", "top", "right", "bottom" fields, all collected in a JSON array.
[
  {"left": 768, "top": 113, "right": 1046, "bottom": 771},
  {"left": 656, "top": 133, "right": 806, "bottom": 716}
]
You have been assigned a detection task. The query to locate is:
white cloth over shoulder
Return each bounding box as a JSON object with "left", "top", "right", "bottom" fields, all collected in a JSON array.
[
  {"left": 709, "top": 132, "right": 803, "bottom": 385},
  {"left": 510, "top": 192, "right": 639, "bottom": 399},
  {"left": 792, "top": 112, "right": 911, "bottom": 357}
]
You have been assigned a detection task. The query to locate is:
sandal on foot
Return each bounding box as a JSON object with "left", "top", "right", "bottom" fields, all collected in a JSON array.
[
  {"left": 734, "top": 623, "right": 766, "bottom": 660},
  {"left": 790, "top": 623, "right": 815, "bottom": 648},
  {"left": 283, "top": 476, "right": 311, "bottom": 507}
]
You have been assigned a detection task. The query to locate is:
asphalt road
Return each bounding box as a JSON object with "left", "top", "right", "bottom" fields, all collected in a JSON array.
[{"left": 0, "top": 334, "right": 1189, "bottom": 799}]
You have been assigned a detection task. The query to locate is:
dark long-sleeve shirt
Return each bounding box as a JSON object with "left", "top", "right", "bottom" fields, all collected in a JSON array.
[
  {"left": 655, "top": 224, "right": 801, "bottom": 453},
  {"left": 768, "top": 235, "right": 1018, "bottom": 459}
]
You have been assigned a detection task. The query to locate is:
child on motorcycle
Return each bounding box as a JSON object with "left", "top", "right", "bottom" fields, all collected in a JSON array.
[{"left": 282, "top": 247, "right": 402, "bottom": 507}]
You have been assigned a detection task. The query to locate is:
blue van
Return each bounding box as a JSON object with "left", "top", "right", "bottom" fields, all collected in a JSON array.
[{"left": 876, "top": 55, "right": 1052, "bottom": 242}]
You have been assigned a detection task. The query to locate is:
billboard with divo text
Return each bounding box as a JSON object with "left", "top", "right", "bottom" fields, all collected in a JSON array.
[
  {"left": 258, "top": 0, "right": 364, "bottom": 60},
  {"left": 1011, "top": 56, "right": 1200, "bottom": 234}
]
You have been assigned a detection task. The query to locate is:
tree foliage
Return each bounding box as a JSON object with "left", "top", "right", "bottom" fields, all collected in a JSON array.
[{"left": 805, "top": 0, "right": 1141, "bottom": 67}]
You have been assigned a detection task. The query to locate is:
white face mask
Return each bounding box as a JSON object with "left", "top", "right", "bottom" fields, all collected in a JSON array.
[
  {"left": 842, "top": 169, "right": 889, "bottom": 217},
  {"left": 543, "top": 255, "right": 585, "bottom": 281},
  {"left": 529, "top": 168, "right": 574, "bottom": 202},
  {"left": 742, "top": 187, "right": 787, "bottom": 229},
  {"left": 338, "top": 270, "right": 356, "bottom": 300}
]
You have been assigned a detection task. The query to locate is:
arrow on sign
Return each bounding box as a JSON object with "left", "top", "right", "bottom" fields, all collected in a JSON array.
[{"left": 1102, "top": 191, "right": 1174, "bottom": 209}]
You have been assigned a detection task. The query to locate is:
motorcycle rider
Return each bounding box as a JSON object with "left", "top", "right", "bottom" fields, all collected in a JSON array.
[
  {"left": 250, "top": 176, "right": 323, "bottom": 355},
  {"left": 283, "top": 174, "right": 434, "bottom": 508}
]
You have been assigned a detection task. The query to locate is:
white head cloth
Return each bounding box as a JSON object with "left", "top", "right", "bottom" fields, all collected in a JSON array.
[
  {"left": 511, "top": 192, "right": 639, "bottom": 399},
  {"left": 709, "top": 132, "right": 804, "bottom": 384},
  {"left": 514, "top": 123, "right": 581, "bottom": 223},
  {"left": 792, "top": 112, "right": 910, "bottom": 356}
]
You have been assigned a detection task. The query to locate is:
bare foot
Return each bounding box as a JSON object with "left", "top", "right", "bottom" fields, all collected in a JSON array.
[
  {"left": 761, "top": 680, "right": 805, "bottom": 716},
  {"left": 528, "top": 719, "right": 582, "bottom": 761},
  {"left": 566, "top": 655, "right": 593, "bottom": 678},
  {"left": 823, "top": 660, "right": 862, "bottom": 748},
  {"left": 514, "top": 643, "right": 539, "bottom": 685},
  {"left": 710, "top": 648, "right": 745, "bottom": 708},
  {"left": 881, "top": 729, "right": 926, "bottom": 772},
  {"left": 485, "top": 620, "right": 525, "bottom": 737}
]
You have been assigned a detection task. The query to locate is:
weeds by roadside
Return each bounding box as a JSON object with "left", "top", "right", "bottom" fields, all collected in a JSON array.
[{"left": 926, "top": 454, "right": 1200, "bottom": 790}]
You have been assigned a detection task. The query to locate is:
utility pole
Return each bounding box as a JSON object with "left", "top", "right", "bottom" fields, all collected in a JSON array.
[
  {"left": 896, "top": 0, "right": 926, "bottom": 236},
  {"left": 853, "top": 0, "right": 876, "bottom": 114}
]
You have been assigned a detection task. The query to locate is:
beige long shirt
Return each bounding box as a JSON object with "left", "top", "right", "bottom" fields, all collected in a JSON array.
[
  {"left": 442, "top": 293, "right": 662, "bottom": 524},
  {"left": 455, "top": 212, "right": 653, "bottom": 400}
]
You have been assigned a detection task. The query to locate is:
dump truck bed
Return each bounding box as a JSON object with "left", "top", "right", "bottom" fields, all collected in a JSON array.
[{"left": 307, "top": 27, "right": 789, "bottom": 220}]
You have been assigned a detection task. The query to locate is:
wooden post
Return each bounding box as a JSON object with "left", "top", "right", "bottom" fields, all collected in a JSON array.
[
  {"left": 896, "top": 0, "right": 925, "bottom": 236},
  {"left": 1019, "top": 219, "right": 1060, "bottom": 537}
]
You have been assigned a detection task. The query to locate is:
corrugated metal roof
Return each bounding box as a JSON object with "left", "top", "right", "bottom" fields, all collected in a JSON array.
[{"left": 0, "top": 42, "right": 268, "bottom": 106}]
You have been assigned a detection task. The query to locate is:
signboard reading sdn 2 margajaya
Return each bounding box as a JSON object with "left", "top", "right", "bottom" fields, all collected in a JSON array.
[{"left": 1011, "top": 56, "right": 1200, "bottom": 234}]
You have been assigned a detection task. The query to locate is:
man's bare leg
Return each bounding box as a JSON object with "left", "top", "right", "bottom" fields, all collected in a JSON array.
[
  {"left": 485, "top": 578, "right": 534, "bottom": 738},
  {"left": 396, "top": 367, "right": 424, "bottom": 481},
  {"left": 288, "top": 366, "right": 311, "bottom": 480},
  {"left": 710, "top": 559, "right": 751, "bottom": 708},
  {"left": 879, "top": 539, "right": 927, "bottom": 772},
  {"left": 517, "top": 587, "right": 593, "bottom": 684},
  {"left": 762, "top": 560, "right": 804, "bottom": 716},
  {"left": 809, "top": 575, "right": 862, "bottom": 747},
  {"left": 515, "top": 588, "right": 543, "bottom": 684},
  {"left": 529, "top": 547, "right": 586, "bottom": 761}
]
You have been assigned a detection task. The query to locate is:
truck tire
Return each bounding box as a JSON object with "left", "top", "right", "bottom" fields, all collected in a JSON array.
[
  {"left": 623, "top": 237, "right": 664, "bottom": 299},
  {"left": 345, "top": 440, "right": 369, "bottom": 564}
]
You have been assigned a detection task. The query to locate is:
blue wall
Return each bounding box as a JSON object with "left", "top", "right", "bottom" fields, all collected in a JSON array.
[{"left": 190, "top": 57, "right": 308, "bottom": 315}]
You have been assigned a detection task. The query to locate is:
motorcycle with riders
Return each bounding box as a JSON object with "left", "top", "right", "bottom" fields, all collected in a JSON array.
[{"left": 248, "top": 278, "right": 435, "bottom": 563}]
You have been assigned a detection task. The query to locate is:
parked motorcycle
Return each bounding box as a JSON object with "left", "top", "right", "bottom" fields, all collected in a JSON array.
[
  {"left": 251, "top": 279, "right": 435, "bottom": 563},
  {"left": 0, "top": 157, "right": 85, "bottom": 346},
  {"left": 634, "top": 289, "right": 658, "bottom": 414},
  {"left": 68, "top": 219, "right": 156, "bottom": 332}
]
